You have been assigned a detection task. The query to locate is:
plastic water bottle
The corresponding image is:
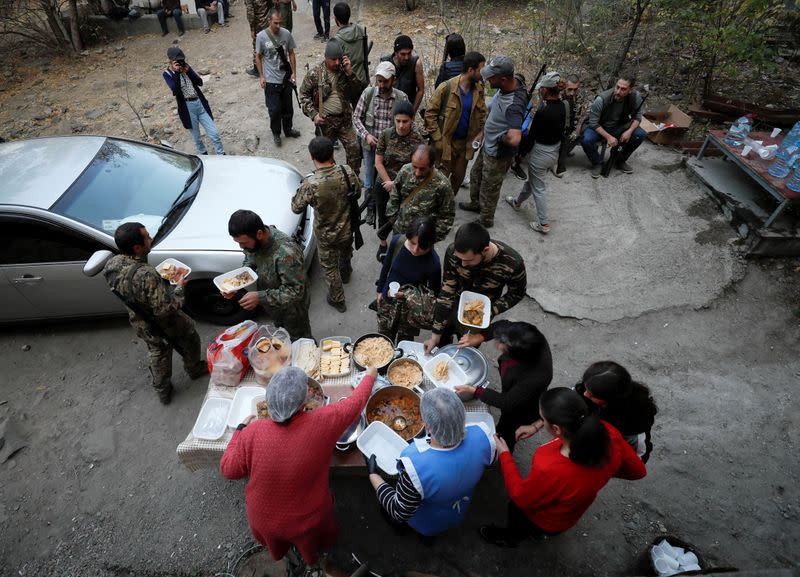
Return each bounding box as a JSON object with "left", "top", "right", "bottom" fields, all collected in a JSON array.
[
  {"left": 768, "top": 145, "right": 798, "bottom": 179},
  {"left": 723, "top": 116, "right": 752, "bottom": 147},
  {"left": 787, "top": 167, "right": 800, "bottom": 193},
  {"left": 781, "top": 121, "right": 800, "bottom": 149}
]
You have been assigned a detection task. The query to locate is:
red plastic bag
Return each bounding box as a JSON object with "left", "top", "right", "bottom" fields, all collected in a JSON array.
[{"left": 206, "top": 320, "right": 258, "bottom": 387}]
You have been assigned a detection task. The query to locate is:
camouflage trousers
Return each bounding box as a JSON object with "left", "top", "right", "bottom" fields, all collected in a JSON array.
[
  {"left": 263, "top": 292, "right": 313, "bottom": 341},
  {"left": 437, "top": 137, "right": 469, "bottom": 194},
  {"left": 318, "top": 241, "right": 353, "bottom": 306},
  {"left": 276, "top": 1, "right": 293, "bottom": 31},
  {"left": 376, "top": 284, "right": 436, "bottom": 342},
  {"left": 318, "top": 114, "right": 361, "bottom": 175},
  {"left": 468, "top": 149, "right": 514, "bottom": 227},
  {"left": 132, "top": 311, "right": 204, "bottom": 396}
]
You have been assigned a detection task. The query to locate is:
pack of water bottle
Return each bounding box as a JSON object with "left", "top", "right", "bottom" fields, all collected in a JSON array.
[
  {"left": 768, "top": 120, "right": 800, "bottom": 182},
  {"left": 723, "top": 116, "right": 753, "bottom": 147}
]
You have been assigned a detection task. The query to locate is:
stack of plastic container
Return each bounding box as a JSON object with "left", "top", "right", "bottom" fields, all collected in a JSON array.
[{"left": 722, "top": 116, "right": 753, "bottom": 147}]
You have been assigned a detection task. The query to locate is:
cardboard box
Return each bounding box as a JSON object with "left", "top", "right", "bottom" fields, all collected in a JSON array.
[{"left": 641, "top": 104, "right": 692, "bottom": 145}]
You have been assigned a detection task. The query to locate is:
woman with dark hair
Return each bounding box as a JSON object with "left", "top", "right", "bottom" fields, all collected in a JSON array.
[
  {"left": 374, "top": 100, "right": 427, "bottom": 261},
  {"left": 480, "top": 387, "right": 647, "bottom": 547},
  {"left": 435, "top": 33, "right": 466, "bottom": 87},
  {"left": 574, "top": 361, "right": 658, "bottom": 462},
  {"left": 454, "top": 321, "right": 552, "bottom": 453},
  {"left": 374, "top": 216, "right": 441, "bottom": 342}
]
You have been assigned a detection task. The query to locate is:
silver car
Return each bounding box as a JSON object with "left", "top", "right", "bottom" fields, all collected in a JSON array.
[{"left": 0, "top": 136, "right": 315, "bottom": 324}]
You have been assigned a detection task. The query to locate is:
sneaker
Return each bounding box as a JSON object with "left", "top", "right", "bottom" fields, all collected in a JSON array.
[
  {"left": 511, "top": 163, "right": 527, "bottom": 180},
  {"left": 285, "top": 128, "right": 301, "bottom": 138},
  {"left": 530, "top": 222, "right": 551, "bottom": 234},
  {"left": 365, "top": 206, "right": 376, "bottom": 226},
  {"left": 246, "top": 66, "right": 259, "bottom": 77},
  {"left": 616, "top": 160, "right": 634, "bottom": 174},
  {"left": 504, "top": 195, "right": 521, "bottom": 211},
  {"left": 479, "top": 525, "right": 519, "bottom": 548},
  {"left": 157, "top": 385, "right": 174, "bottom": 405},
  {"left": 322, "top": 34, "right": 330, "bottom": 41},
  {"left": 273, "top": 133, "right": 282, "bottom": 147},
  {"left": 590, "top": 164, "right": 602, "bottom": 179},
  {"left": 327, "top": 295, "right": 347, "bottom": 313},
  {"left": 376, "top": 244, "right": 387, "bottom": 263},
  {"left": 458, "top": 201, "right": 480, "bottom": 213}
]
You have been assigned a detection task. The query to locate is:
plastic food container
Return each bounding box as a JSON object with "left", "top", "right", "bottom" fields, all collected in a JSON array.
[
  {"left": 227, "top": 386, "right": 265, "bottom": 428},
  {"left": 213, "top": 266, "right": 257, "bottom": 294},
  {"left": 292, "top": 337, "right": 321, "bottom": 380},
  {"left": 156, "top": 258, "right": 191, "bottom": 285},
  {"left": 465, "top": 412, "right": 496, "bottom": 436},
  {"left": 457, "top": 290, "right": 491, "bottom": 330},
  {"left": 423, "top": 353, "right": 469, "bottom": 390},
  {"left": 356, "top": 421, "right": 409, "bottom": 475},
  {"left": 192, "top": 397, "right": 232, "bottom": 440}
]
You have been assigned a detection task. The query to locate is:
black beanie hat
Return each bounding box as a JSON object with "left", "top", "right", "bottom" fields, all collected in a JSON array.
[{"left": 394, "top": 34, "right": 413, "bottom": 53}]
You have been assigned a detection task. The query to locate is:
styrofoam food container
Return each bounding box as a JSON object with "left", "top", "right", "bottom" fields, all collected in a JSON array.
[
  {"left": 192, "top": 397, "right": 232, "bottom": 440},
  {"left": 423, "top": 353, "right": 469, "bottom": 390},
  {"left": 397, "top": 340, "right": 429, "bottom": 360},
  {"left": 466, "top": 412, "right": 496, "bottom": 435},
  {"left": 457, "top": 290, "right": 491, "bottom": 329},
  {"left": 227, "top": 386, "right": 265, "bottom": 428},
  {"left": 213, "top": 266, "right": 257, "bottom": 294},
  {"left": 356, "top": 421, "right": 408, "bottom": 476},
  {"left": 156, "top": 258, "right": 191, "bottom": 285}
]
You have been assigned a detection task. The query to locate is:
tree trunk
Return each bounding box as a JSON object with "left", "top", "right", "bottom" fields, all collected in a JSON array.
[
  {"left": 609, "top": 0, "right": 650, "bottom": 86},
  {"left": 68, "top": 0, "right": 83, "bottom": 52}
]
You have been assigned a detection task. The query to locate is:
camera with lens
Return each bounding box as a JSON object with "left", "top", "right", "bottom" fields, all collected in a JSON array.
[{"left": 176, "top": 59, "right": 187, "bottom": 68}]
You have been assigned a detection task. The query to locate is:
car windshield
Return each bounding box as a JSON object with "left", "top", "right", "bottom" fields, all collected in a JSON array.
[{"left": 51, "top": 138, "right": 200, "bottom": 236}]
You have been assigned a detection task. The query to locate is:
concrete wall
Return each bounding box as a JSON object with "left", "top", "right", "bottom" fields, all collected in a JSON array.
[{"left": 88, "top": 13, "right": 204, "bottom": 37}]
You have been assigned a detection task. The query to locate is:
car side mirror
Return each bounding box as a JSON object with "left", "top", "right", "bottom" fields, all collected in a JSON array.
[{"left": 83, "top": 250, "right": 114, "bottom": 277}]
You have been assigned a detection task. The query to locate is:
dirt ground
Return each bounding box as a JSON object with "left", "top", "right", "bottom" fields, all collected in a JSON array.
[{"left": 1, "top": 1, "right": 800, "bottom": 576}]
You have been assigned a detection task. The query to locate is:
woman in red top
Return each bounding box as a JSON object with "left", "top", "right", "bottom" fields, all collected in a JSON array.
[
  {"left": 480, "top": 387, "right": 646, "bottom": 547},
  {"left": 221, "top": 365, "right": 377, "bottom": 576}
]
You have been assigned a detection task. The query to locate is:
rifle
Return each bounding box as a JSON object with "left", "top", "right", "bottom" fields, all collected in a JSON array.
[
  {"left": 111, "top": 288, "right": 186, "bottom": 357},
  {"left": 362, "top": 26, "right": 371, "bottom": 80},
  {"left": 527, "top": 63, "right": 548, "bottom": 101},
  {"left": 600, "top": 91, "right": 648, "bottom": 177},
  {"left": 268, "top": 28, "right": 300, "bottom": 106}
]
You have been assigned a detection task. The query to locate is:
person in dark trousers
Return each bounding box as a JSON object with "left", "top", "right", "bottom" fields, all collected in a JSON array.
[
  {"left": 572, "top": 361, "right": 657, "bottom": 462},
  {"left": 481, "top": 388, "right": 647, "bottom": 548},
  {"left": 581, "top": 73, "right": 647, "bottom": 178},
  {"left": 454, "top": 321, "right": 552, "bottom": 454},
  {"left": 157, "top": 0, "right": 184, "bottom": 36},
  {"left": 380, "top": 35, "right": 425, "bottom": 115},
  {"left": 255, "top": 9, "right": 301, "bottom": 147},
  {"left": 162, "top": 47, "right": 225, "bottom": 155},
  {"left": 312, "top": 0, "right": 331, "bottom": 40},
  {"left": 434, "top": 33, "right": 465, "bottom": 88}
]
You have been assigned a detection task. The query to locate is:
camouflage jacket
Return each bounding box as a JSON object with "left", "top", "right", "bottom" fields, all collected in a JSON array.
[
  {"left": 243, "top": 226, "right": 307, "bottom": 309},
  {"left": 291, "top": 164, "right": 361, "bottom": 247},
  {"left": 386, "top": 164, "right": 454, "bottom": 242},
  {"left": 376, "top": 125, "right": 427, "bottom": 181},
  {"left": 299, "top": 62, "right": 363, "bottom": 120},
  {"left": 102, "top": 254, "right": 184, "bottom": 328},
  {"left": 432, "top": 240, "right": 527, "bottom": 333},
  {"left": 245, "top": 0, "right": 271, "bottom": 32}
]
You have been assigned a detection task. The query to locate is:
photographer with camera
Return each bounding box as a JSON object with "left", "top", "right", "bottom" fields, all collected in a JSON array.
[
  {"left": 162, "top": 47, "right": 225, "bottom": 156},
  {"left": 255, "top": 9, "right": 301, "bottom": 148}
]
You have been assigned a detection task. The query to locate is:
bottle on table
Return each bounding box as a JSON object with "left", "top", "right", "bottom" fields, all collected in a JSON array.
[
  {"left": 781, "top": 121, "right": 800, "bottom": 149},
  {"left": 723, "top": 116, "right": 753, "bottom": 147},
  {"left": 768, "top": 145, "right": 798, "bottom": 179},
  {"left": 786, "top": 167, "right": 800, "bottom": 193}
]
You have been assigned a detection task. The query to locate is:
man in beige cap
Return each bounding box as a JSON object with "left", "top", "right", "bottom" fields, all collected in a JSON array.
[
  {"left": 352, "top": 60, "right": 409, "bottom": 225},
  {"left": 299, "top": 39, "right": 364, "bottom": 175}
]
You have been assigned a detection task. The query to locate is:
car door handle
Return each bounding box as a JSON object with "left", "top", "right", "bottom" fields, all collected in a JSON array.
[{"left": 12, "top": 274, "right": 43, "bottom": 284}]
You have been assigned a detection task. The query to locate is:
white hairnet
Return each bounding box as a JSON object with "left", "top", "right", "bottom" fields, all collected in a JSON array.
[
  {"left": 421, "top": 388, "right": 465, "bottom": 447},
  {"left": 266, "top": 366, "right": 307, "bottom": 423}
]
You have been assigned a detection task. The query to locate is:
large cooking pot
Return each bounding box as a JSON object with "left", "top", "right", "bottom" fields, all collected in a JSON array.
[
  {"left": 436, "top": 344, "right": 489, "bottom": 387},
  {"left": 365, "top": 385, "right": 423, "bottom": 441},
  {"left": 350, "top": 333, "right": 401, "bottom": 374},
  {"left": 336, "top": 399, "right": 365, "bottom": 451},
  {"left": 385, "top": 357, "right": 424, "bottom": 390}
]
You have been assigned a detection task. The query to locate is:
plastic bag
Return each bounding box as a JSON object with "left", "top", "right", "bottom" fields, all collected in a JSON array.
[
  {"left": 207, "top": 320, "right": 258, "bottom": 387},
  {"left": 248, "top": 324, "right": 292, "bottom": 385}
]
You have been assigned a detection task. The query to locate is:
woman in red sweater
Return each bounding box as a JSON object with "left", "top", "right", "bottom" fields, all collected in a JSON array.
[
  {"left": 480, "top": 387, "right": 646, "bottom": 547},
  {"left": 221, "top": 365, "right": 377, "bottom": 575}
]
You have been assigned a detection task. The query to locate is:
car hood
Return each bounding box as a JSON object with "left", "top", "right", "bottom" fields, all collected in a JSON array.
[{"left": 156, "top": 156, "right": 304, "bottom": 251}]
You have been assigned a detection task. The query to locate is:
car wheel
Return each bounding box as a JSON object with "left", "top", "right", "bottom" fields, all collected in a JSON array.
[{"left": 183, "top": 279, "right": 255, "bottom": 326}]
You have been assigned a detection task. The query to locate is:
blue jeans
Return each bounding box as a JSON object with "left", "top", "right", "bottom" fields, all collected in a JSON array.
[
  {"left": 581, "top": 126, "right": 646, "bottom": 166},
  {"left": 157, "top": 8, "right": 184, "bottom": 33},
  {"left": 362, "top": 145, "right": 376, "bottom": 207},
  {"left": 186, "top": 99, "right": 224, "bottom": 154}
]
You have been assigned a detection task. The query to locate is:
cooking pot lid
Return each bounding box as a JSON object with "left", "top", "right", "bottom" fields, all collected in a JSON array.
[{"left": 436, "top": 344, "right": 488, "bottom": 387}]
